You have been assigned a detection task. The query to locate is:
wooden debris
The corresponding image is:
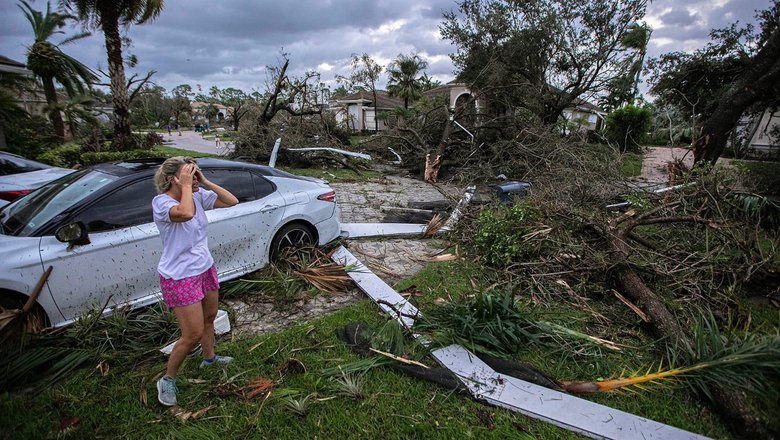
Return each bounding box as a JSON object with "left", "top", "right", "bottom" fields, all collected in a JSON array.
[
  {"left": 612, "top": 290, "right": 650, "bottom": 322},
  {"left": 369, "top": 347, "right": 430, "bottom": 369},
  {"left": 425, "top": 253, "right": 460, "bottom": 262},
  {"left": 423, "top": 213, "right": 445, "bottom": 238},
  {"left": 170, "top": 405, "right": 215, "bottom": 421},
  {"left": 241, "top": 377, "right": 274, "bottom": 399}
]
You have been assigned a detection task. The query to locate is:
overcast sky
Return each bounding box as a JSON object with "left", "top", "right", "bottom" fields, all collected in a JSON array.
[{"left": 0, "top": 0, "right": 772, "bottom": 97}]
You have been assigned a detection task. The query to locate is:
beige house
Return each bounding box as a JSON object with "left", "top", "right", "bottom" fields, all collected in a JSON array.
[
  {"left": 561, "top": 100, "right": 607, "bottom": 133},
  {"left": 0, "top": 55, "right": 46, "bottom": 115},
  {"left": 333, "top": 91, "right": 402, "bottom": 131},
  {"left": 333, "top": 81, "right": 605, "bottom": 133},
  {"left": 191, "top": 101, "right": 230, "bottom": 124}
]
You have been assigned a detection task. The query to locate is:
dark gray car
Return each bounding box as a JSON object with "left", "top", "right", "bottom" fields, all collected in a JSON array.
[{"left": 0, "top": 152, "right": 74, "bottom": 201}]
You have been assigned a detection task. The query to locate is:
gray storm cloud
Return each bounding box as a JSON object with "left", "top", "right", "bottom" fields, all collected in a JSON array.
[{"left": 0, "top": 0, "right": 771, "bottom": 93}]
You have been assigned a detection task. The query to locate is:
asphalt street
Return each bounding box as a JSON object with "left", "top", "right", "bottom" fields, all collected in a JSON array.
[{"left": 162, "top": 129, "right": 233, "bottom": 156}]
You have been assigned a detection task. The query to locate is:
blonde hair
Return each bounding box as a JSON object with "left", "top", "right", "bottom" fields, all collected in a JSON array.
[{"left": 154, "top": 156, "right": 197, "bottom": 193}]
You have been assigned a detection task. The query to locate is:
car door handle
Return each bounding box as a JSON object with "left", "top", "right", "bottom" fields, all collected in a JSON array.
[{"left": 260, "top": 204, "right": 279, "bottom": 212}]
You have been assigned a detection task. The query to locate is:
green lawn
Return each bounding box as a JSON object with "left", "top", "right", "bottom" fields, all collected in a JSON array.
[
  {"left": 151, "top": 145, "right": 218, "bottom": 158},
  {"left": 0, "top": 258, "right": 743, "bottom": 439},
  {"left": 620, "top": 152, "right": 643, "bottom": 177},
  {"left": 731, "top": 159, "right": 780, "bottom": 196},
  {"left": 0, "top": 300, "right": 556, "bottom": 440},
  {"left": 281, "top": 166, "right": 381, "bottom": 183}
]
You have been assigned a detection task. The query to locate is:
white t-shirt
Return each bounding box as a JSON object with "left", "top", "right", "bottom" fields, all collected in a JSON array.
[{"left": 153, "top": 189, "right": 219, "bottom": 280}]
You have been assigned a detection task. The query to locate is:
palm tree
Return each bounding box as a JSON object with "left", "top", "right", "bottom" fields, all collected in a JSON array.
[
  {"left": 19, "top": 1, "right": 95, "bottom": 139},
  {"left": 620, "top": 23, "right": 652, "bottom": 105},
  {"left": 60, "top": 0, "right": 163, "bottom": 150},
  {"left": 386, "top": 54, "right": 428, "bottom": 109}
]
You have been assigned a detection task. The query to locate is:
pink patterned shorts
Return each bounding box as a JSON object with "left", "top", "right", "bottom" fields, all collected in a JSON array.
[{"left": 160, "top": 265, "right": 219, "bottom": 308}]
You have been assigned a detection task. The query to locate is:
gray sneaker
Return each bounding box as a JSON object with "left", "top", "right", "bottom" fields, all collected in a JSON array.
[
  {"left": 200, "top": 355, "right": 233, "bottom": 368},
  {"left": 156, "top": 376, "right": 177, "bottom": 406}
]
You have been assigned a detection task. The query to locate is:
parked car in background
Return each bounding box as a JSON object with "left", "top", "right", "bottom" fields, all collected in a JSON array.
[
  {"left": 0, "top": 151, "right": 75, "bottom": 202},
  {"left": 0, "top": 157, "right": 341, "bottom": 328},
  {"left": 0, "top": 151, "right": 49, "bottom": 175}
]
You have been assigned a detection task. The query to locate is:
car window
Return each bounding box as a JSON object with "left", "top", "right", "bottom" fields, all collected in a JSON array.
[
  {"left": 0, "top": 170, "right": 117, "bottom": 236},
  {"left": 202, "top": 169, "right": 255, "bottom": 202},
  {"left": 252, "top": 173, "right": 275, "bottom": 199},
  {"left": 71, "top": 178, "right": 157, "bottom": 232}
]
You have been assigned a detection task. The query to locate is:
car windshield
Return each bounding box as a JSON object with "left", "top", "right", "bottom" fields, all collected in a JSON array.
[{"left": 0, "top": 170, "right": 118, "bottom": 236}]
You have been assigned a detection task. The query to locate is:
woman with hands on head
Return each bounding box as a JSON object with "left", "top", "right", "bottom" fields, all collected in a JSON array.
[{"left": 151, "top": 156, "right": 239, "bottom": 406}]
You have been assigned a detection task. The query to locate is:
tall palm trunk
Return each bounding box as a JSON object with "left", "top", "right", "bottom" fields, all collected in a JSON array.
[
  {"left": 41, "top": 75, "right": 65, "bottom": 138},
  {"left": 100, "top": 12, "right": 133, "bottom": 150}
]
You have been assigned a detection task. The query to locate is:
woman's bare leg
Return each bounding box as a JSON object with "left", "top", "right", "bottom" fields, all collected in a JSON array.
[
  {"left": 200, "top": 290, "right": 219, "bottom": 359},
  {"left": 167, "top": 302, "right": 205, "bottom": 378}
]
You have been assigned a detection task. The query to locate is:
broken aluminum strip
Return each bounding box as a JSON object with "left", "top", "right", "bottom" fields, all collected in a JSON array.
[
  {"left": 441, "top": 185, "right": 476, "bottom": 232},
  {"left": 388, "top": 147, "right": 402, "bottom": 164},
  {"left": 431, "top": 345, "right": 710, "bottom": 440},
  {"left": 331, "top": 246, "right": 418, "bottom": 329},
  {"left": 332, "top": 245, "right": 711, "bottom": 439},
  {"left": 287, "top": 147, "right": 372, "bottom": 160},
  {"left": 340, "top": 223, "right": 427, "bottom": 239},
  {"left": 268, "top": 137, "right": 282, "bottom": 168}
]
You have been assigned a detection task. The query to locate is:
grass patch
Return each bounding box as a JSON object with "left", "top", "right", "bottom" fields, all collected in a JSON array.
[
  {"left": 281, "top": 166, "right": 381, "bottom": 183},
  {"left": 396, "top": 259, "right": 734, "bottom": 439},
  {"left": 731, "top": 160, "right": 780, "bottom": 196},
  {"left": 0, "top": 301, "right": 564, "bottom": 439},
  {"left": 349, "top": 135, "right": 371, "bottom": 146},
  {"left": 621, "top": 152, "right": 643, "bottom": 177}
]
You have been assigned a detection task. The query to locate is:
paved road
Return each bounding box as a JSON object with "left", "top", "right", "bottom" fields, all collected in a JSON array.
[
  {"left": 641, "top": 147, "right": 693, "bottom": 182},
  {"left": 162, "top": 130, "right": 234, "bottom": 156}
]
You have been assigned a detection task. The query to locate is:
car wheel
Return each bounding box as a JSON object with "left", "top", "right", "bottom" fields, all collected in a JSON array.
[
  {"left": 0, "top": 293, "right": 25, "bottom": 310},
  {"left": 270, "top": 223, "right": 315, "bottom": 261},
  {"left": 0, "top": 291, "right": 50, "bottom": 327}
]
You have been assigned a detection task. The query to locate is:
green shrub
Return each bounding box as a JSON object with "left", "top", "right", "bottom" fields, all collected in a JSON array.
[
  {"left": 37, "top": 146, "right": 158, "bottom": 168},
  {"left": 79, "top": 150, "right": 151, "bottom": 166},
  {"left": 5, "top": 115, "right": 62, "bottom": 158},
  {"left": 605, "top": 105, "right": 652, "bottom": 152},
  {"left": 36, "top": 144, "right": 82, "bottom": 168},
  {"left": 475, "top": 203, "right": 542, "bottom": 267}
]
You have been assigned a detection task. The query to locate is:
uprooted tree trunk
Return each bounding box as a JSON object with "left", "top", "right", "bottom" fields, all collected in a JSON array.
[
  {"left": 424, "top": 96, "right": 476, "bottom": 183},
  {"left": 692, "top": 26, "right": 780, "bottom": 165},
  {"left": 605, "top": 208, "right": 772, "bottom": 439},
  {"left": 256, "top": 57, "right": 322, "bottom": 132}
]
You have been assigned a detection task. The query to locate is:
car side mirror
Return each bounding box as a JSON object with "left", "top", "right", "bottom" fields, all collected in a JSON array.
[{"left": 55, "top": 222, "right": 90, "bottom": 246}]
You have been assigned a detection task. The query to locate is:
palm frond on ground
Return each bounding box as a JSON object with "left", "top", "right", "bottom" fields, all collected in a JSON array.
[{"left": 560, "top": 313, "right": 780, "bottom": 396}]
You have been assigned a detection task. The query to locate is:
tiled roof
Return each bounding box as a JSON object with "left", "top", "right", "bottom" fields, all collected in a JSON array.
[{"left": 337, "top": 90, "right": 404, "bottom": 109}]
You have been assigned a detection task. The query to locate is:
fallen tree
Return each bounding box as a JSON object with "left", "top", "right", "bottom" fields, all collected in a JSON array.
[{"left": 451, "top": 129, "right": 779, "bottom": 438}]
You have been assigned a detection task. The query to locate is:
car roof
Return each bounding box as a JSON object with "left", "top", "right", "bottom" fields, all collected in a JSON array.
[
  {"left": 0, "top": 151, "right": 51, "bottom": 170},
  {"left": 91, "top": 157, "right": 289, "bottom": 178}
]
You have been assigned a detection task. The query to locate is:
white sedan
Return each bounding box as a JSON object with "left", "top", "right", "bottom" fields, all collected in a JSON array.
[{"left": 0, "top": 158, "right": 341, "bottom": 327}]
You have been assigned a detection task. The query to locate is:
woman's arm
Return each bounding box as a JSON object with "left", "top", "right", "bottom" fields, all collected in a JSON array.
[
  {"left": 169, "top": 164, "right": 196, "bottom": 222},
  {"left": 197, "top": 169, "right": 239, "bottom": 208}
]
